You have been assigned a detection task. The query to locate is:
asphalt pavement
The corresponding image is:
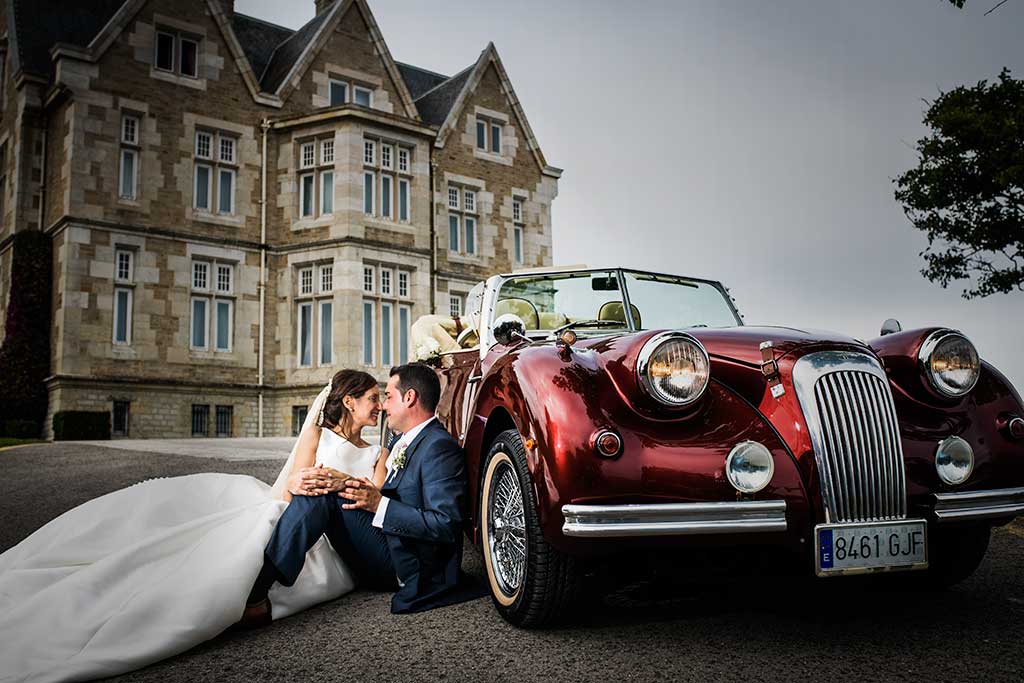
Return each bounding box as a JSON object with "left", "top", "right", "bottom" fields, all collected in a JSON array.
[{"left": 2, "top": 441, "right": 1023, "bottom": 682}]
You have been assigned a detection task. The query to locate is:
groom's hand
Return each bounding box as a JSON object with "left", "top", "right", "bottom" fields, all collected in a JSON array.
[
  {"left": 340, "top": 477, "right": 382, "bottom": 513},
  {"left": 288, "top": 466, "right": 351, "bottom": 496}
]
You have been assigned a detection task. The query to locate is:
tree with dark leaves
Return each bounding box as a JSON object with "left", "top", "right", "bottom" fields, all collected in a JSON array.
[{"left": 894, "top": 69, "right": 1023, "bottom": 298}]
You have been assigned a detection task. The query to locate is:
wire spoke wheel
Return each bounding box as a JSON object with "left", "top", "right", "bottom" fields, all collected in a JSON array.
[{"left": 488, "top": 459, "right": 527, "bottom": 595}]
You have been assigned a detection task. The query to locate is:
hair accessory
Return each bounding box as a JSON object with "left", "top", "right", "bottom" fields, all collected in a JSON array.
[{"left": 317, "top": 406, "right": 325, "bottom": 426}]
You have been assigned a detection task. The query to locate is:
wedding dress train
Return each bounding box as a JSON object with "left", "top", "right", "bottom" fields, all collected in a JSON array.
[{"left": 0, "top": 422, "right": 380, "bottom": 683}]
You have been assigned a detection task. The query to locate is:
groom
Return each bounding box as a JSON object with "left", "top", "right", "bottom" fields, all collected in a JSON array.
[{"left": 242, "top": 363, "right": 483, "bottom": 624}]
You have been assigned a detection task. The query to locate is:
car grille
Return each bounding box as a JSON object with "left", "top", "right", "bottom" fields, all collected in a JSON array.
[{"left": 792, "top": 351, "right": 908, "bottom": 523}]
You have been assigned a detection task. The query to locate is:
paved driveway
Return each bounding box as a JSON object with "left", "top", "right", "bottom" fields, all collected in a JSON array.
[{"left": 3, "top": 442, "right": 1023, "bottom": 682}]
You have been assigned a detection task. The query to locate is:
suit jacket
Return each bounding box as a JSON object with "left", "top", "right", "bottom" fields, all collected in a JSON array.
[{"left": 379, "top": 419, "right": 485, "bottom": 613}]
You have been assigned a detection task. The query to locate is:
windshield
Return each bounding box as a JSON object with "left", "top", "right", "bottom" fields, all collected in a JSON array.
[
  {"left": 623, "top": 271, "right": 740, "bottom": 329},
  {"left": 495, "top": 270, "right": 629, "bottom": 333},
  {"left": 494, "top": 269, "right": 740, "bottom": 333}
]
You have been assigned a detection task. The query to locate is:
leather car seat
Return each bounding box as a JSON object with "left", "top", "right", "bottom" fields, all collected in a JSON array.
[
  {"left": 494, "top": 298, "right": 540, "bottom": 329},
  {"left": 597, "top": 301, "right": 641, "bottom": 327}
]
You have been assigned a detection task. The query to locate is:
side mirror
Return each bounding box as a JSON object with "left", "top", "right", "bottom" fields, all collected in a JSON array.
[
  {"left": 880, "top": 318, "right": 902, "bottom": 336},
  {"left": 492, "top": 313, "right": 527, "bottom": 346}
]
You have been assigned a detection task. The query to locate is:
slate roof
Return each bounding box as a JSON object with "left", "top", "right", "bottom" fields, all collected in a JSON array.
[
  {"left": 395, "top": 61, "right": 448, "bottom": 100},
  {"left": 6, "top": 0, "right": 477, "bottom": 126},
  {"left": 9, "top": 0, "right": 125, "bottom": 76},
  {"left": 411, "top": 64, "right": 474, "bottom": 126},
  {"left": 257, "top": 8, "right": 333, "bottom": 93},
  {"left": 231, "top": 13, "right": 293, "bottom": 83}
]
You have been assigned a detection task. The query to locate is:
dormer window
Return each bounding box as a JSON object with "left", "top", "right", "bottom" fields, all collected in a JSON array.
[
  {"left": 325, "top": 76, "right": 373, "bottom": 109},
  {"left": 476, "top": 115, "right": 503, "bottom": 154},
  {"left": 354, "top": 86, "right": 373, "bottom": 107}
]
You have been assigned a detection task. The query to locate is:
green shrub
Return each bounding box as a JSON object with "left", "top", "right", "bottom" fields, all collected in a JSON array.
[
  {"left": 3, "top": 419, "right": 41, "bottom": 439},
  {"left": 53, "top": 411, "right": 111, "bottom": 441}
]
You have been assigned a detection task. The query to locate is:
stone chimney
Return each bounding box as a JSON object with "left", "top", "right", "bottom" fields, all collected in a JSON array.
[{"left": 315, "top": 0, "right": 336, "bottom": 16}]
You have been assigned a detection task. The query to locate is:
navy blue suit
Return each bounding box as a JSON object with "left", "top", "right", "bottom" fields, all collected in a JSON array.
[{"left": 262, "top": 420, "right": 485, "bottom": 614}]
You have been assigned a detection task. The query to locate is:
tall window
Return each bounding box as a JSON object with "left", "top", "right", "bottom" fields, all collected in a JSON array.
[
  {"left": 113, "top": 248, "right": 134, "bottom": 345},
  {"left": 215, "top": 405, "right": 233, "bottom": 437},
  {"left": 449, "top": 293, "right": 463, "bottom": 318},
  {"left": 154, "top": 29, "right": 199, "bottom": 78},
  {"left": 119, "top": 114, "right": 140, "bottom": 200},
  {"left": 475, "top": 115, "right": 503, "bottom": 154},
  {"left": 298, "top": 137, "right": 334, "bottom": 220},
  {"left": 190, "top": 260, "right": 234, "bottom": 352},
  {"left": 194, "top": 130, "right": 237, "bottom": 216},
  {"left": 362, "top": 264, "right": 412, "bottom": 366},
  {"left": 191, "top": 405, "right": 210, "bottom": 437},
  {"left": 512, "top": 198, "right": 525, "bottom": 264},
  {"left": 296, "top": 263, "right": 334, "bottom": 367},
  {"left": 447, "top": 185, "right": 477, "bottom": 256},
  {"left": 363, "top": 138, "right": 411, "bottom": 222}
]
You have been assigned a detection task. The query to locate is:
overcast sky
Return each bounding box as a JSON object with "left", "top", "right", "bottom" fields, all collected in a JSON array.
[{"left": 240, "top": 0, "right": 1024, "bottom": 391}]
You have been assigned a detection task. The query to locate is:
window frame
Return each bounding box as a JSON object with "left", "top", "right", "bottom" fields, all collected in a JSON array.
[
  {"left": 113, "top": 286, "right": 133, "bottom": 346},
  {"left": 154, "top": 30, "right": 176, "bottom": 73},
  {"left": 190, "top": 295, "right": 210, "bottom": 350},
  {"left": 299, "top": 172, "right": 315, "bottom": 219},
  {"left": 297, "top": 300, "right": 314, "bottom": 367},
  {"left": 214, "top": 298, "right": 233, "bottom": 352},
  {"left": 328, "top": 79, "right": 348, "bottom": 107},
  {"left": 353, "top": 86, "right": 373, "bottom": 108},
  {"left": 217, "top": 167, "right": 236, "bottom": 215},
  {"left": 119, "top": 148, "right": 138, "bottom": 200},
  {"left": 179, "top": 37, "right": 199, "bottom": 79}
]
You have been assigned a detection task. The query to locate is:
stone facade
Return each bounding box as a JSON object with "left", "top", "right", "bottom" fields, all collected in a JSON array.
[{"left": 0, "top": 0, "right": 560, "bottom": 438}]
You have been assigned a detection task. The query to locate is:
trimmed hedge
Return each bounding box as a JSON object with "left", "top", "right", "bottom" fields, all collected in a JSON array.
[
  {"left": 2, "top": 419, "right": 41, "bottom": 438},
  {"left": 53, "top": 411, "right": 111, "bottom": 441},
  {"left": 0, "top": 231, "right": 53, "bottom": 439}
]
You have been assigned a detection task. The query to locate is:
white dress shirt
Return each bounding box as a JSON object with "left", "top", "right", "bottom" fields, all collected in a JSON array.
[{"left": 371, "top": 415, "right": 436, "bottom": 529}]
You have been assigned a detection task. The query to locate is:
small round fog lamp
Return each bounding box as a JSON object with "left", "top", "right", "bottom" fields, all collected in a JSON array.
[
  {"left": 725, "top": 441, "right": 775, "bottom": 494},
  {"left": 594, "top": 430, "right": 622, "bottom": 458},
  {"left": 935, "top": 436, "right": 974, "bottom": 486}
]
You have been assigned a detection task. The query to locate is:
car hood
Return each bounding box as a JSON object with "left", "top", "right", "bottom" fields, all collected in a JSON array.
[{"left": 570, "top": 325, "right": 874, "bottom": 412}]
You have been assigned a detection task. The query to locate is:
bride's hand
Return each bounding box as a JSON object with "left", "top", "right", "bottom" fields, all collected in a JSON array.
[{"left": 288, "top": 465, "right": 352, "bottom": 496}]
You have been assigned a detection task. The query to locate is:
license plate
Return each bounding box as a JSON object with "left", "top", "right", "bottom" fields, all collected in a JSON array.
[{"left": 815, "top": 520, "right": 928, "bottom": 576}]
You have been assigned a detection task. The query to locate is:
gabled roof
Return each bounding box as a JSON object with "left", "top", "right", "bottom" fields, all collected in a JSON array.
[
  {"left": 411, "top": 64, "right": 474, "bottom": 126},
  {"left": 256, "top": 9, "right": 332, "bottom": 92},
  {"left": 8, "top": 0, "right": 125, "bottom": 77},
  {"left": 395, "top": 62, "right": 449, "bottom": 100},
  {"left": 428, "top": 43, "right": 551, "bottom": 172},
  {"left": 231, "top": 13, "right": 293, "bottom": 84}
]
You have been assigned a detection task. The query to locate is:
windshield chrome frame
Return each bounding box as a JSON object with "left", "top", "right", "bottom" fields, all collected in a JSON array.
[{"left": 479, "top": 267, "right": 742, "bottom": 359}]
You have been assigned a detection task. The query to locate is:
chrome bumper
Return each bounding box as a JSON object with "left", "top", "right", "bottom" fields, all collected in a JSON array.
[
  {"left": 933, "top": 487, "right": 1024, "bottom": 523},
  {"left": 561, "top": 500, "right": 788, "bottom": 538}
]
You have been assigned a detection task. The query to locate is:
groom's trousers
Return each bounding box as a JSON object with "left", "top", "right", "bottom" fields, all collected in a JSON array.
[{"left": 257, "top": 494, "right": 397, "bottom": 597}]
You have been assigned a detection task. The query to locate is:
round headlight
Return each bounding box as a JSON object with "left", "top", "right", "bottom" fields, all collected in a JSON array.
[
  {"left": 726, "top": 441, "right": 775, "bottom": 494},
  {"left": 935, "top": 436, "right": 974, "bottom": 486},
  {"left": 918, "top": 330, "right": 980, "bottom": 398},
  {"left": 636, "top": 333, "right": 710, "bottom": 406}
]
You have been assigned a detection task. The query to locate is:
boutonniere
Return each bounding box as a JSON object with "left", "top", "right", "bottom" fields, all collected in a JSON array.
[{"left": 391, "top": 445, "right": 408, "bottom": 471}]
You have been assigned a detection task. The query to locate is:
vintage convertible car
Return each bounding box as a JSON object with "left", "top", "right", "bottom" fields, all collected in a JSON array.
[{"left": 415, "top": 266, "right": 1024, "bottom": 626}]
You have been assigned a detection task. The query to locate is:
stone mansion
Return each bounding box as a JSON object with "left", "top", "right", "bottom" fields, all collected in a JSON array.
[{"left": 0, "top": 0, "right": 559, "bottom": 438}]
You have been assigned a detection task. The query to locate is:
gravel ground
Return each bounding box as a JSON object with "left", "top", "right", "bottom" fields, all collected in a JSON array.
[{"left": 2, "top": 442, "right": 1023, "bottom": 682}]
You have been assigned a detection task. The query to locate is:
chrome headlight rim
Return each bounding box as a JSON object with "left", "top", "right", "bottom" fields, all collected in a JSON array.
[
  {"left": 934, "top": 435, "right": 975, "bottom": 486},
  {"left": 635, "top": 331, "right": 711, "bottom": 407},
  {"left": 725, "top": 440, "right": 776, "bottom": 494},
  {"left": 917, "top": 329, "right": 980, "bottom": 399}
]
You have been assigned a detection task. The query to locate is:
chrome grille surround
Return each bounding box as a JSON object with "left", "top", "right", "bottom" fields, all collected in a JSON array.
[{"left": 792, "top": 351, "right": 908, "bottom": 524}]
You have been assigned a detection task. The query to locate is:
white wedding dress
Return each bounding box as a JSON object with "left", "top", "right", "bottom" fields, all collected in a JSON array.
[{"left": 0, "top": 411, "right": 380, "bottom": 683}]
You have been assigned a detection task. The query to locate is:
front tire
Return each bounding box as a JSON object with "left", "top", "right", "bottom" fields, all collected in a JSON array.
[{"left": 479, "top": 429, "right": 582, "bottom": 627}]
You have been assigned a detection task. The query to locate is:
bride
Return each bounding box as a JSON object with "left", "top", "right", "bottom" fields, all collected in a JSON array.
[{"left": 0, "top": 369, "right": 388, "bottom": 683}]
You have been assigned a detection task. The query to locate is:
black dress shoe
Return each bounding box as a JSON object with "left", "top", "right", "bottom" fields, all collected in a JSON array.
[{"left": 233, "top": 597, "right": 272, "bottom": 630}]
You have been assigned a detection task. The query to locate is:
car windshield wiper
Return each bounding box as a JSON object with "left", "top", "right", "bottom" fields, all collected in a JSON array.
[{"left": 552, "top": 319, "right": 626, "bottom": 335}]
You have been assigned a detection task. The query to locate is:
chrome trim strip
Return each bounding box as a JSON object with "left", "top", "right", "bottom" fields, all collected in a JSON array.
[
  {"left": 561, "top": 500, "right": 787, "bottom": 537},
  {"left": 933, "top": 487, "right": 1024, "bottom": 522}
]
